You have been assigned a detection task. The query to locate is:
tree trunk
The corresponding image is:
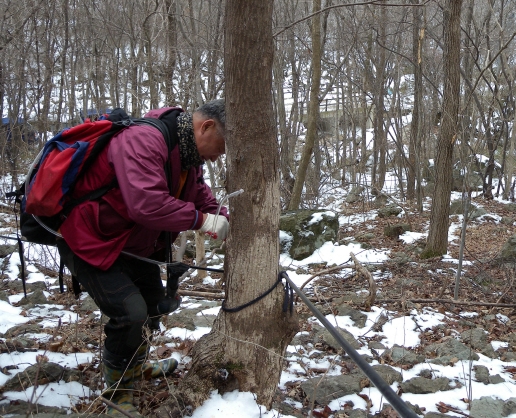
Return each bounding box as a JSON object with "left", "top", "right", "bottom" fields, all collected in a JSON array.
[
  {"left": 422, "top": 0, "right": 462, "bottom": 258},
  {"left": 407, "top": 0, "right": 423, "bottom": 202},
  {"left": 288, "top": 0, "right": 322, "bottom": 210},
  {"left": 163, "top": 0, "right": 299, "bottom": 413},
  {"left": 165, "top": 0, "right": 178, "bottom": 105},
  {"left": 371, "top": 5, "right": 387, "bottom": 195}
]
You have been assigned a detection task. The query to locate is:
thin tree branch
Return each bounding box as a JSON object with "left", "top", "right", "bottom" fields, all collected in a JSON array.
[{"left": 273, "top": 0, "right": 430, "bottom": 38}]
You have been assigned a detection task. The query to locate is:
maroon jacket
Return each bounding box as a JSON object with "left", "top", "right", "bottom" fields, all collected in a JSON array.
[{"left": 60, "top": 107, "right": 228, "bottom": 270}]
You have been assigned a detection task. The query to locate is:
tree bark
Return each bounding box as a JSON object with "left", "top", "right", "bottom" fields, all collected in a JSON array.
[
  {"left": 422, "top": 0, "right": 462, "bottom": 258},
  {"left": 167, "top": 0, "right": 299, "bottom": 413}
]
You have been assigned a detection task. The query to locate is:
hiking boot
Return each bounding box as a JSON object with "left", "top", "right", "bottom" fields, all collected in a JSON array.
[
  {"left": 102, "top": 350, "right": 142, "bottom": 417},
  {"left": 136, "top": 344, "right": 178, "bottom": 380}
]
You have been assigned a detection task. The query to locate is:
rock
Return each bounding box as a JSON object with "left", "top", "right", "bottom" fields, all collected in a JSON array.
[
  {"left": 500, "top": 351, "right": 516, "bottom": 362},
  {"left": 501, "top": 216, "right": 514, "bottom": 225},
  {"left": 0, "top": 338, "right": 38, "bottom": 352},
  {"left": 425, "top": 338, "right": 480, "bottom": 364},
  {"left": 279, "top": 210, "right": 339, "bottom": 260},
  {"left": 372, "top": 194, "right": 389, "bottom": 208},
  {"left": 503, "top": 398, "right": 516, "bottom": 416},
  {"left": 4, "top": 323, "right": 43, "bottom": 338},
  {"left": 166, "top": 311, "right": 197, "bottom": 331},
  {"left": 474, "top": 365, "right": 489, "bottom": 384},
  {"left": 17, "top": 289, "right": 48, "bottom": 306},
  {"left": 344, "top": 410, "right": 368, "bottom": 418},
  {"left": 461, "top": 328, "right": 497, "bottom": 358},
  {"left": 271, "top": 400, "right": 305, "bottom": 418},
  {"left": 370, "top": 364, "right": 403, "bottom": 385},
  {"left": 449, "top": 200, "right": 476, "bottom": 215},
  {"left": 368, "top": 341, "right": 386, "bottom": 350},
  {"left": 0, "top": 244, "right": 17, "bottom": 258},
  {"left": 400, "top": 376, "right": 452, "bottom": 394},
  {"left": 418, "top": 369, "right": 433, "bottom": 379},
  {"left": 193, "top": 314, "right": 217, "bottom": 328},
  {"left": 498, "top": 235, "right": 516, "bottom": 262},
  {"left": 345, "top": 186, "right": 365, "bottom": 203},
  {"left": 0, "top": 402, "right": 74, "bottom": 416},
  {"left": 75, "top": 295, "right": 99, "bottom": 313},
  {"left": 391, "top": 251, "right": 412, "bottom": 265},
  {"left": 300, "top": 374, "right": 367, "bottom": 405},
  {"left": 378, "top": 205, "right": 402, "bottom": 218},
  {"left": 384, "top": 223, "right": 411, "bottom": 239},
  {"left": 0, "top": 290, "right": 10, "bottom": 302},
  {"left": 355, "top": 232, "right": 375, "bottom": 242},
  {"left": 2, "top": 362, "right": 82, "bottom": 392},
  {"left": 469, "top": 396, "right": 505, "bottom": 418},
  {"left": 470, "top": 207, "right": 488, "bottom": 219},
  {"left": 381, "top": 345, "right": 425, "bottom": 366},
  {"left": 334, "top": 305, "right": 367, "bottom": 328},
  {"left": 382, "top": 403, "right": 424, "bottom": 416},
  {"left": 489, "top": 374, "right": 505, "bottom": 384},
  {"left": 313, "top": 325, "right": 362, "bottom": 350}
]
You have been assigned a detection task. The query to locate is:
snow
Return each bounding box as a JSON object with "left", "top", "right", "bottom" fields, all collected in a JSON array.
[{"left": 1, "top": 188, "right": 516, "bottom": 417}]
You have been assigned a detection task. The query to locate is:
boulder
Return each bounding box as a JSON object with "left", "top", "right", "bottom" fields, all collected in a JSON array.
[
  {"left": 400, "top": 376, "right": 452, "bottom": 394},
  {"left": 0, "top": 244, "right": 17, "bottom": 258},
  {"left": 499, "top": 234, "right": 516, "bottom": 262},
  {"left": 425, "top": 338, "right": 480, "bottom": 364},
  {"left": 345, "top": 186, "right": 365, "bottom": 203},
  {"left": 378, "top": 205, "right": 402, "bottom": 218},
  {"left": 384, "top": 223, "right": 411, "bottom": 239},
  {"left": 450, "top": 199, "right": 477, "bottom": 215},
  {"left": 300, "top": 374, "right": 367, "bottom": 405},
  {"left": 279, "top": 210, "right": 339, "bottom": 260}
]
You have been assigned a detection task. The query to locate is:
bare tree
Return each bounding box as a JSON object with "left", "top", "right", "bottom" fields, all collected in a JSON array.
[
  {"left": 288, "top": 0, "right": 322, "bottom": 210},
  {"left": 155, "top": 0, "right": 300, "bottom": 414},
  {"left": 422, "top": 0, "right": 463, "bottom": 258}
]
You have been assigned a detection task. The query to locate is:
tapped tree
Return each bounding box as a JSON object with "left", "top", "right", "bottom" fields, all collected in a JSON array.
[
  {"left": 155, "top": 0, "right": 299, "bottom": 415},
  {"left": 422, "top": 0, "right": 462, "bottom": 258}
]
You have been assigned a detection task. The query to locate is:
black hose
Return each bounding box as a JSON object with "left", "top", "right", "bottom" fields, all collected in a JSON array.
[{"left": 280, "top": 272, "right": 420, "bottom": 418}]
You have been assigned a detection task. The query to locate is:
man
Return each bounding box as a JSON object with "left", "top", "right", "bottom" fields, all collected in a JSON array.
[{"left": 56, "top": 99, "right": 229, "bottom": 416}]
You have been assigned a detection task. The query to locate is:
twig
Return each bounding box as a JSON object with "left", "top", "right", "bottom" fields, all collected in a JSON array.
[
  {"left": 100, "top": 397, "right": 139, "bottom": 418},
  {"left": 350, "top": 252, "right": 377, "bottom": 310},
  {"left": 377, "top": 298, "right": 516, "bottom": 308},
  {"left": 299, "top": 263, "right": 354, "bottom": 290},
  {"left": 436, "top": 401, "right": 472, "bottom": 417}
]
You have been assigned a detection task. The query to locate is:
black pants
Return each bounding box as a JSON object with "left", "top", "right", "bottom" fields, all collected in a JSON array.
[{"left": 57, "top": 240, "right": 165, "bottom": 360}]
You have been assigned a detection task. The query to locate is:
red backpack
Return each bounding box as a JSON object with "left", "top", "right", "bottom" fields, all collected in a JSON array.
[{"left": 9, "top": 108, "right": 179, "bottom": 246}]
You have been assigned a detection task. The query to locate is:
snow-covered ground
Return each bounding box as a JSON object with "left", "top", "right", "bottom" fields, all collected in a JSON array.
[{"left": 1, "top": 187, "right": 516, "bottom": 417}]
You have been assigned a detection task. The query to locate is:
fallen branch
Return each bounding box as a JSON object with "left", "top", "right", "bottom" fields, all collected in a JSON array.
[
  {"left": 350, "top": 252, "right": 377, "bottom": 310},
  {"left": 377, "top": 298, "right": 516, "bottom": 308},
  {"left": 178, "top": 289, "right": 225, "bottom": 299},
  {"left": 436, "top": 401, "right": 472, "bottom": 417},
  {"left": 299, "top": 263, "right": 354, "bottom": 290}
]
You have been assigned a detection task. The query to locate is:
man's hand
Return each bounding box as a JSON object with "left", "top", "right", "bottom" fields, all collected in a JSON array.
[{"left": 200, "top": 213, "right": 229, "bottom": 240}]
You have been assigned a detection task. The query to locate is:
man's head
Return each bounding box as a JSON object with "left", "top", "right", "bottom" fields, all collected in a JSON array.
[{"left": 192, "top": 99, "right": 226, "bottom": 162}]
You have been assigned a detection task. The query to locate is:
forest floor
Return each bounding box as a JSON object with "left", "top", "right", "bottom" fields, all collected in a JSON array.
[{"left": 2, "top": 195, "right": 516, "bottom": 417}]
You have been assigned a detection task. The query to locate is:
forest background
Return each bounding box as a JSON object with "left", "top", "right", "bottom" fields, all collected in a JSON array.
[
  {"left": 2, "top": 1, "right": 516, "bottom": 416},
  {"left": 3, "top": 0, "right": 515, "bottom": 218}
]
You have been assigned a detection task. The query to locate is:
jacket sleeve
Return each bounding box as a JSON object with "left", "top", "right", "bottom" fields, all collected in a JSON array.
[{"left": 107, "top": 125, "right": 202, "bottom": 232}]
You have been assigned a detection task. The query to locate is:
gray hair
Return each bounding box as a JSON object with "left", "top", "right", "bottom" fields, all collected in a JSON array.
[{"left": 195, "top": 99, "right": 225, "bottom": 133}]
